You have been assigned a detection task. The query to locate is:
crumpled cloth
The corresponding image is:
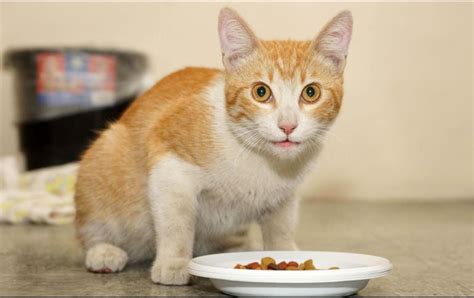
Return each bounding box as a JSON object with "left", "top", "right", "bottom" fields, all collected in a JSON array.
[{"left": 0, "top": 156, "right": 77, "bottom": 224}]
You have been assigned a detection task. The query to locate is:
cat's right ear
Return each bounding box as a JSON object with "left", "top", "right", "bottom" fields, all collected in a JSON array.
[{"left": 218, "top": 8, "right": 259, "bottom": 71}]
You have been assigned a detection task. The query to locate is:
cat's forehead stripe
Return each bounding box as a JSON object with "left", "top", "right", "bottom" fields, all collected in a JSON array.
[
  {"left": 300, "top": 70, "right": 306, "bottom": 84},
  {"left": 261, "top": 40, "right": 311, "bottom": 81},
  {"left": 267, "top": 68, "right": 274, "bottom": 82}
]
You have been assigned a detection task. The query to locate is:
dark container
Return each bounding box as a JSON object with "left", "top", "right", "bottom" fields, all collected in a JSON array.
[
  {"left": 17, "top": 100, "right": 132, "bottom": 170},
  {"left": 4, "top": 48, "right": 148, "bottom": 170}
]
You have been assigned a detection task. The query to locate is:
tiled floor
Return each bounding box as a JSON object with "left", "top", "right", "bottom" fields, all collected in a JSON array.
[{"left": 0, "top": 201, "right": 472, "bottom": 296}]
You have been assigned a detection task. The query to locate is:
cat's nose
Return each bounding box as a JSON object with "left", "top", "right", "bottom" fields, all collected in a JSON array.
[{"left": 279, "top": 123, "right": 297, "bottom": 135}]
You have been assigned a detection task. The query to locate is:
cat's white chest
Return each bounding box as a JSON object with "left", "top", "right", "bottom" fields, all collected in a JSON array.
[
  {"left": 192, "top": 78, "right": 311, "bottom": 237},
  {"left": 196, "top": 154, "right": 299, "bottom": 236}
]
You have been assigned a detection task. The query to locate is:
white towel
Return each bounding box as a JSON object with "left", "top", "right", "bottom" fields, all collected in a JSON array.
[{"left": 0, "top": 156, "right": 77, "bottom": 224}]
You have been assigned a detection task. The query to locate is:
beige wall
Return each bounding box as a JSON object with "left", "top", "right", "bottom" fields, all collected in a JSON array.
[{"left": 1, "top": 2, "right": 472, "bottom": 201}]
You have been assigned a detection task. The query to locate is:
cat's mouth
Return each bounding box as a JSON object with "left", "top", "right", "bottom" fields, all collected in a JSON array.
[{"left": 272, "top": 139, "right": 301, "bottom": 148}]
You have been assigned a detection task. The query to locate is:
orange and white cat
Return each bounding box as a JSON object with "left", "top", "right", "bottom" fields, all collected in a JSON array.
[{"left": 74, "top": 8, "right": 353, "bottom": 285}]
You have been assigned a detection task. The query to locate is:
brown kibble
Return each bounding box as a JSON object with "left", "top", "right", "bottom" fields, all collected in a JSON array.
[
  {"left": 288, "top": 261, "right": 299, "bottom": 267},
  {"left": 246, "top": 262, "right": 261, "bottom": 269},
  {"left": 234, "top": 258, "right": 329, "bottom": 271},
  {"left": 261, "top": 257, "right": 276, "bottom": 266},
  {"left": 304, "top": 259, "right": 316, "bottom": 270},
  {"left": 267, "top": 263, "right": 279, "bottom": 270},
  {"left": 277, "top": 261, "right": 288, "bottom": 270}
]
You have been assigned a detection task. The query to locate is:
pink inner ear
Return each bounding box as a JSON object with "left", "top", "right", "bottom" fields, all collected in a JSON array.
[
  {"left": 219, "top": 18, "right": 251, "bottom": 55},
  {"left": 334, "top": 30, "right": 350, "bottom": 53},
  {"left": 218, "top": 8, "right": 257, "bottom": 68},
  {"left": 316, "top": 11, "right": 353, "bottom": 65},
  {"left": 218, "top": 14, "right": 233, "bottom": 54}
]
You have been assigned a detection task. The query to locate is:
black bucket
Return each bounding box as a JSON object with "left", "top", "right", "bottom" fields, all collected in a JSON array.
[{"left": 4, "top": 48, "right": 149, "bottom": 170}]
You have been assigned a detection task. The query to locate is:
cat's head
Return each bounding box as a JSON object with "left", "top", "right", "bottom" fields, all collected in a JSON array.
[{"left": 218, "top": 8, "right": 352, "bottom": 160}]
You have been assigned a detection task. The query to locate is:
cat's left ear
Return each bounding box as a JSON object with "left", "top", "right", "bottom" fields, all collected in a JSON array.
[
  {"left": 312, "top": 11, "right": 353, "bottom": 73},
  {"left": 218, "top": 7, "right": 259, "bottom": 71}
]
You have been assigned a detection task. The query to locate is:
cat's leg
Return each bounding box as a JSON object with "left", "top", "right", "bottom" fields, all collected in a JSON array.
[
  {"left": 194, "top": 225, "right": 254, "bottom": 256},
  {"left": 214, "top": 226, "right": 252, "bottom": 252},
  {"left": 148, "top": 157, "right": 201, "bottom": 285},
  {"left": 85, "top": 243, "right": 128, "bottom": 273},
  {"left": 259, "top": 198, "right": 299, "bottom": 250}
]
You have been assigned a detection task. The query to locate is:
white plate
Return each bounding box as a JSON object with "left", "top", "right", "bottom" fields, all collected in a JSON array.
[{"left": 189, "top": 251, "right": 392, "bottom": 296}]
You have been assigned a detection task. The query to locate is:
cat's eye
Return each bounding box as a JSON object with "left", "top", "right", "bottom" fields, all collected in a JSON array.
[
  {"left": 301, "top": 83, "right": 321, "bottom": 104},
  {"left": 251, "top": 83, "right": 272, "bottom": 103}
]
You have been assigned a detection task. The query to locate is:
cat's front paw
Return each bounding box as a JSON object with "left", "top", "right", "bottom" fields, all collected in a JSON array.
[{"left": 151, "top": 257, "right": 191, "bottom": 285}]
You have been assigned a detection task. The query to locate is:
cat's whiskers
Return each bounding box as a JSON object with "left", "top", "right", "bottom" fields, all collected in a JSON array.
[
  {"left": 232, "top": 128, "right": 259, "bottom": 140},
  {"left": 304, "top": 132, "right": 325, "bottom": 156},
  {"left": 318, "top": 127, "right": 343, "bottom": 144},
  {"left": 234, "top": 130, "right": 260, "bottom": 164},
  {"left": 237, "top": 129, "right": 269, "bottom": 162}
]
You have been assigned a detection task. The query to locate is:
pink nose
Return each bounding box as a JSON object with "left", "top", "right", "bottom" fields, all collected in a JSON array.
[{"left": 279, "top": 123, "right": 297, "bottom": 135}]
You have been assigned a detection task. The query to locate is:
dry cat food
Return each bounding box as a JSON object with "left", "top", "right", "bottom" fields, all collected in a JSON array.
[{"left": 234, "top": 257, "right": 340, "bottom": 271}]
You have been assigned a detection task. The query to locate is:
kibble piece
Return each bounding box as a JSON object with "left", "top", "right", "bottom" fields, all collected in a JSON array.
[
  {"left": 328, "top": 266, "right": 340, "bottom": 270},
  {"left": 261, "top": 257, "right": 276, "bottom": 266},
  {"left": 234, "top": 264, "right": 246, "bottom": 269},
  {"left": 246, "top": 262, "right": 261, "bottom": 269},
  {"left": 288, "top": 261, "right": 299, "bottom": 267},
  {"left": 267, "top": 263, "right": 279, "bottom": 270},
  {"left": 303, "top": 259, "right": 316, "bottom": 270},
  {"left": 298, "top": 263, "right": 305, "bottom": 270},
  {"left": 286, "top": 266, "right": 299, "bottom": 270},
  {"left": 277, "top": 261, "right": 288, "bottom": 270}
]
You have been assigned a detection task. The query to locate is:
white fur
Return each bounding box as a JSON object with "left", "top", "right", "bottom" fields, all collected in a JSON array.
[
  {"left": 85, "top": 243, "right": 128, "bottom": 273},
  {"left": 144, "top": 76, "right": 321, "bottom": 284},
  {"left": 79, "top": 205, "right": 155, "bottom": 262},
  {"left": 148, "top": 156, "right": 201, "bottom": 284}
]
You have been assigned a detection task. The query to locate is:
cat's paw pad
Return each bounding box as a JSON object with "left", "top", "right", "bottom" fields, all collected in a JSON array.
[
  {"left": 85, "top": 243, "right": 128, "bottom": 273},
  {"left": 151, "top": 258, "right": 190, "bottom": 285}
]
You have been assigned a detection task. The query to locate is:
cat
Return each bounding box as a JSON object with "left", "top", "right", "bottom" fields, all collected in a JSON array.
[{"left": 74, "top": 7, "right": 353, "bottom": 285}]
